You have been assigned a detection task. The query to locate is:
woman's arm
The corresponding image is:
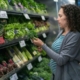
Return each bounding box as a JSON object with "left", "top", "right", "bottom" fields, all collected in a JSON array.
[{"left": 42, "top": 33, "right": 80, "bottom": 66}]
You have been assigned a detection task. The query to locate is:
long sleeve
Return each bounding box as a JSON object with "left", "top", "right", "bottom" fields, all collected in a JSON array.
[{"left": 42, "top": 32, "right": 80, "bottom": 66}]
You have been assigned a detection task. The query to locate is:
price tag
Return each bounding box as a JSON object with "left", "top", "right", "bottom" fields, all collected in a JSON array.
[
  {"left": 19, "top": 40, "right": 26, "bottom": 48},
  {"left": 0, "top": 11, "right": 8, "bottom": 19},
  {"left": 13, "top": 73, "right": 18, "bottom": 80},
  {"left": 33, "top": 51, "right": 37, "bottom": 55},
  {"left": 38, "top": 56, "right": 42, "bottom": 62},
  {"left": 54, "top": 0, "right": 58, "bottom": 2},
  {"left": 42, "top": 33, "right": 47, "bottom": 38},
  {"left": 10, "top": 73, "right": 18, "bottom": 80},
  {"left": 24, "top": 14, "right": 30, "bottom": 19},
  {"left": 10, "top": 76, "right": 15, "bottom": 80},
  {"left": 41, "top": 16, "right": 45, "bottom": 20},
  {"left": 27, "top": 63, "right": 33, "bottom": 70}
]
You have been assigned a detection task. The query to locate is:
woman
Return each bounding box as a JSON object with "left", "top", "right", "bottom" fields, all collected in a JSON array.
[{"left": 32, "top": 4, "right": 80, "bottom": 80}]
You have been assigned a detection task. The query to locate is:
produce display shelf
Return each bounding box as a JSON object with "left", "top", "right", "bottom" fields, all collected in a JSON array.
[
  {"left": 0, "top": 36, "right": 28, "bottom": 49},
  {"left": 7, "top": 10, "right": 23, "bottom": 15},
  {"left": 1, "top": 10, "right": 49, "bottom": 18},
  {"left": 0, "top": 30, "right": 49, "bottom": 49},
  {"left": 28, "top": 13, "right": 49, "bottom": 18},
  {"left": 0, "top": 55, "right": 40, "bottom": 80}
]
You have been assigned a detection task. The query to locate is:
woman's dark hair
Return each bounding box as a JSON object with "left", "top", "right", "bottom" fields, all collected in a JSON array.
[{"left": 61, "top": 4, "right": 80, "bottom": 32}]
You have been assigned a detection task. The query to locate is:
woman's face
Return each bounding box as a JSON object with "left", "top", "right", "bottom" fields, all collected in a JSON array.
[{"left": 57, "top": 8, "right": 68, "bottom": 29}]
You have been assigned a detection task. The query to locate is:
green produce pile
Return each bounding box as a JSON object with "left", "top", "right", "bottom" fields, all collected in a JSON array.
[
  {"left": 29, "top": 58, "right": 52, "bottom": 80},
  {"left": 10, "top": 0, "right": 48, "bottom": 14},
  {"left": 0, "top": 0, "right": 8, "bottom": 10},
  {"left": 4, "top": 20, "right": 50, "bottom": 41},
  {"left": 34, "top": 20, "right": 50, "bottom": 33},
  {"left": 7, "top": 46, "right": 36, "bottom": 68},
  {"left": 0, "top": 0, "right": 48, "bottom": 15},
  {"left": 4, "top": 23, "right": 25, "bottom": 40},
  {"left": 0, "top": 0, "right": 13, "bottom": 10},
  {"left": 4, "top": 21, "right": 36, "bottom": 40}
]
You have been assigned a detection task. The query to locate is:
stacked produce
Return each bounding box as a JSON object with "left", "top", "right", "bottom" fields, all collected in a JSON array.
[
  {"left": 7, "top": 47, "right": 25, "bottom": 68},
  {"left": 9, "top": 0, "right": 48, "bottom": 14},
  {"left": 29, "top": 58, "right": 52, "bottom": 80},
  {"left": 18, "top": 57, "right": 51, "bottom": 80},
  {"left": 0, "top": 0, "right": 13, "bottom": 10},
  {"left": 0, "top": 0, "right": 8, "bottom": 10},
  {"left": 22, "top": 48, "right": 33, "bottom": 60},
  {"left": 0, "top": 45, "right": 47, "bottom": 78},
  {"left": 4, "top": 21, "right": 34, "bottom": 40},
  {"left": 7, "top": 46, "right": 33, "bottom": 68},
  {"left": 0, "top": 45, "right": 34, "bottom": 78},
  {"left": 0, "top": 0, "right": 48, "bottom": 14},
  {"left": 34, "top": 20, "right": 50, "bottom": 33},
  {"left": 0, "top": 53, "right": 17, "bottom": 78},
  {"left": 4, "top": 20, "right": 49, "bottom": 41}
]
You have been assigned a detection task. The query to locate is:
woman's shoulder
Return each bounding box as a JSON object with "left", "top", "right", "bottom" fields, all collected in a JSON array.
[
  {"left": 69, "top": 31, "right": 80, "bottom": 37},
  {"left": 65, "top": 31, "right": 80, "bottom": 42}
]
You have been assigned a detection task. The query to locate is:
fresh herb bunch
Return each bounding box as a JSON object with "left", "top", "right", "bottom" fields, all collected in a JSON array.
[{"left": 27, "top": 30, "right": 38, "bottom": 39}]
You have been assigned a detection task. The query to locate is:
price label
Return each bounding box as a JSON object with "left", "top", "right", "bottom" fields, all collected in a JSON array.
[
  {"left": 38, "top": 56, "right": 42, "bottom": 62},
  {"left": 19, "top": 40, "right": 26, "bottom": 48},
  {"left": 13, "top": 73, "right": 18, "bottom": 80},
  {"left": 33, "top": 51, "right": 37, "bottom": 55},
  {"left": 24, "top": 14, "right": 30, "bottom": 19},
  {"left": 0, "top": 11, "right": 8, "bottom": 19},
  {"left": 42, "top": 33, "right": 47, "bottom": 38},
  {"left": 41, "top": 16, "right": 45, "bottom": 20},
  {"left": 10, "top": 76, "right": 15, "bottom": 80},
  {"left": 10, "top": 73, "right": 18, "bottom": 80},
  {"left": 54, "top": 0, "right": 58, "bottom": 2},
  {"left": 27, "top": 63, "right": 33, "bottom": 70}
]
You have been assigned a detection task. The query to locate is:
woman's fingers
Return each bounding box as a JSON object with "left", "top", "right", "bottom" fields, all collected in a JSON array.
[{"left": 31, "top": 38, "right": 44, "bottom": 46}]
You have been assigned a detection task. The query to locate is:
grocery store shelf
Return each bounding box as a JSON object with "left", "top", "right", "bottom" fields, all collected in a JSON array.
[
  {"left": 0, "top": 55, "right": 40, "bottom": 80},
  {"left": 0, "top": 30, "right": 49, "bottom": 49},
  {"left": 7, "top": 10, "right": 23, "bottom": 15},
  {"left": 1, "top": 10, "right": 49, "bottom": 18},
  {"left": 28, "top": 13, "right": 49, "bottom": 18},
  {"left": 0, "top": 36, "right": 28, "bottom": 49}
]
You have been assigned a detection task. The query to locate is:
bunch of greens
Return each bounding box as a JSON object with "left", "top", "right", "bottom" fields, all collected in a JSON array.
[
  {"left": 30, "top": 58, "right": 51, "bottom": 80},
  {"left": 4, "top": 23, "right": 27, "bottom": 40},
  {"left": 18, "top": 0, "right": 48, "bottom": 14},
  {"left": 0, "top": 0, "right": 8, "bottom": 10},
  {"left": 27, "top": 30, "right": 38, "bottom": 39},
  {"left": 27, "top": 21, "right": 35, "bottom": 30},
  {"left": 4, "top": 21, "right": 37, "bottom": 40},
  {"left": 4, "top": 24, "right": 15, "bottom": 40},
  {"left": 26, "top": 21, "right": 38, "bottom": 39}
]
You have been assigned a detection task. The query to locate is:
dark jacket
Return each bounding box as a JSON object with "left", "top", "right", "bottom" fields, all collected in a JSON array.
[{"left": 42, "top": 31, "right": 80, "bottom": 80}]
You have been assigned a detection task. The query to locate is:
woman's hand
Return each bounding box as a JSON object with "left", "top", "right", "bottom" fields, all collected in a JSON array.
[{"left": 32, "top": 38, "right": 44, "bottom": 47}]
